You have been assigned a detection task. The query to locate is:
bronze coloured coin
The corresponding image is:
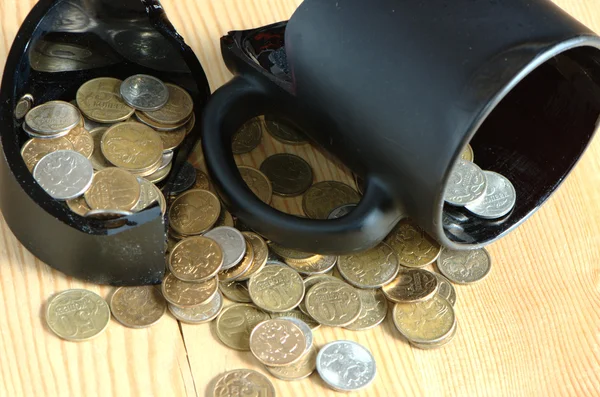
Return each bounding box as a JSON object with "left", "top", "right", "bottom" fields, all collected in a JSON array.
[
  {"left": 218, "top": 280, "right": 252, "bottom": 303},
  {"left": 299, "top": 274, "right": 345, "bottom": 315},
  {"left": 305, "top": 281, "right": 361, "bottom": 327},
  {"left": 76, "top": 77, "right": 134, "bottom": 123},
  {"left": 21, "top": 137, "right": 73, "bottom": 172},
  {"left": 461, "top": 143, "right": 474, "bottom": 162},
  {"left": 302, "top": 181, "right": 361, "bottom": 219},
  {"left": 248, "top": 265, "right": 305, "bottom": 313},
  {"left": 392, "top": 295, "right": 456, "bottom": 344},
  {"left": 264, "top": 114, "right": 308, "bottom": 145},
  {"left": 135, "top": 110, "right": 189, "bottom": 131},
  {"left": 249, "top": 319, "right": 307, "bottom": 367},
  {"left": 161, "top": 273, "right": 218, "bottom": 308},
  {"left": 193, "top": 168, "right": 211, "bottom": 190},
  {"left": 215, "top": 303, "right": 271, "bottom": 350},
  {"left": 385, "top": 219, "right": 442, "bottom": 268},
  {"left": 260, "top": 153, "right": 313, "bottom": 196},
  {"left": 232, "top": 118, "right": 262, "bottom": 154},
  {"left": 168, "top": 236, "right": 224, "bottom": 282},
  {"left": 84, "top": 168, "right": 141, "bottom": 211},
  {"left": 167, "top": 291, "right": 223, "bottom": 324},
  {"left": 345, "top": 289, "right": 388, "bottom": 331},
  {"left": 212, "top": 369, "right": 275, "bottom": 397},
  {"left": 89, "top": 127, "right": 112, "bottom": 170},
  {"left": 219, "top": 240, "right": 254, "bottom": 282},
  {"left": 268, "top": 242, "right": 318, "bottom": 263},
  {"left": 382, "top": 268, "right": 439, "bottom": 303},
  {"left": 109, "top": 286, "right": 166, "bottom": 328},
  {"left": 285, "top": 255, "right": 337, "bottom": 276},
  {"left": 169, "top": 189, "right": 221, "bottom": 236},
  {"left": 65, "top": 125, "right": 94, "bottom": 159},
  {"left": 337, "top": 242, "right": 399, "bottom": 288},
  {"left": 66, "top": 196, "right": 91, "bottom": 216},
  {"left": 238, "top": 166, "right": 273, "bottom": 204},
  {"left": 101, "top": 122, "right": 163, "bottom": 172},
  {"left": 155, "top": 125, "right": 186, "bottom": 151},
  {"left": 141, "top": 83, "right": 194, "bottom": 125},
  {"left": 265, "top": 345, "right": 317, "bottom": 381},
  {"left": 214, "top": 208, "right": 235, "bottom": 228},
  {"left": 238, "top": 232, "right": 269, "bottom": 281}
]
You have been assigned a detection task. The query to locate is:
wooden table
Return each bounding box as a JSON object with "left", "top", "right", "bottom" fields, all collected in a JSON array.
[{"left": 1, "top": 0, "right": 599, "bottom": 396}]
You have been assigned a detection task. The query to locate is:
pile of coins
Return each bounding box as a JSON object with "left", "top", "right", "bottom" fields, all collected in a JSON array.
[{"left": 19, "top": 74, "right": 195, "bottom": 217}]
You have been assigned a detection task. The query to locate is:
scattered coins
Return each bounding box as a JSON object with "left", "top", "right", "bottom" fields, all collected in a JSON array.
[
  {"left": 437, "top": 247, "right": 492, "bottom": 284},
  {"left": 212, "top": 369, "right": 275, "bottom": 397},
  {"left": 302, "top": 181, "right": 361, "bottom": 219},
  {"left": 260, "top": 153, "right": 314, "bottom": 196},
  {"left": 232, "top": 118, "right": 262, "bottom": 154},
  {"left": 109, "top": 286, "right": 166, "bottom": 328},
  {"left": 317, "top": 340, "right": 377, "bottom": 392}
]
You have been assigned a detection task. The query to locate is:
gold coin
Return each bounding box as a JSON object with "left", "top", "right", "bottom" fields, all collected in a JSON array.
[
  {"left": 146, "top": 160, "right": 172, "bottom": 184},
  {"left": 268, "top": 242, "right": 318, "bottom": 262},
  {"left": 265, "top": 345, "right": 317, "bottom": 381},
  {"left": 66, "top": 196, "right": 91, "bottom": 216},
  {"left": 270, "top": 309, "right": 320, "bottom": 330},
  {"left": 215, "top": 303, "right": 271, "bottom": 350},
  {"left": 134, "top": 111, "right": 190, "bottom": 131},
  {"left": 410, "top": 316, "right": 458, "bottom": 349},
  {"left": 65, "top": 124, "right": 94, "bottom": 158},
  {"left": 214, "top": 208, "right": 235, "bottom": 228},
  {"left": 382, "top": 268, "right": 438, "bottom": 303},
  {"left": 89, "top": 127, "right": 112, "bottom": 170},
  {"left": 212, "top": 369, "right": 275, "bottom": 397},
  {"left": 232, "top": 118, "right": 262, "bottom": 154},
  {"left": 250, "top": 319, "right": 307, "bottom": 367},
  {"left": 161, "top": 273, "right": 218, "bottom": 308},
  {"left": 155, "top": 125, "right": 186, "bottom": 151},
  {"left": 84, "top": 168, "right": 141, "bottom": 211},
  {"left": 238, "top": 232, "right": 269, "bottom": 281},
  {"left": 285, "top": 255, "right": 337, "bottom": 275},
  {"left": 128, "top": 156, "right": 163, "bottom": 178},
  {"left": 141, "top": 83, "right": 194, "bottom": 125},
  {"left": 219, "top": 280, "right": 252, "bottom": 303},
  {"left": 219, "top": 240, "right": 254, "bottom": 281},
  {"left": 305, "top": 281, "right": 361, "bottom": 327},
  {"left": 337, "top": 242, "right": 400, "bottom": 288},
  {"left": 345, "top": 289, "right": 388, "bottom": 331},
  {"left": 20, "top": 137, "right": 73, "bottom": 171},
  {"left": 169, "top": 189, "right": 221, "bottom": 236},
  {"left": 169, "top": 236, "right": 224, "bottom": 282},
  {"left": 302, "top": 181, "right": 360, "bottom": 219},
  {"left": 101, "top": 122, "right": 163, "bottom": 171},
  {"left": 299, "top": 274, "right": 345, "bottom": 315},
  {"left": 385, "top": 219, "right": 442, "bottom": 267},
  {"left": 461, "top": 143, "right": 474, "bottom": 162},
  {"left": 167, "top": 291, "right": 224, "bottom": 324},
  {"left": 238, "top": 166, "right": 272, "bottom": 204},
  {"left": 109, "top": 286, "right": 166, "bottom": 328},
  {"left": 193, "top": 169, "right": 211, "bottom": 190},
  {"left": 76, "top": 77, "right": 134, "bottom": 123},
  {"left": 392, "top": 295, "right": 456, "bottom": 344},
  {"left": 248, "top": 265, "right": 305, "bottom": 313},
  {"left": 45, "top": 289, "right": 110, "bottom": 341}
]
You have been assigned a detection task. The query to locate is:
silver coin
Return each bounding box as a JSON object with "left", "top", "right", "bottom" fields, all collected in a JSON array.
[
  {"left": 120, "top": 74, "right": 169, "bottom": 112},
  {"left": 328, "top": 204, "right": 357, "bottom": 219},
  {"left": 83, "top": 117, "right": 107, "bottom": 131},
  {"left": 33, "top": 150, "right": 93, "bottom": 200},
  {"left": 316, "top": 340, "right": 377, "bottom": 392},
  {"left": 131, "top": 177, "right": 160, "bottom": 212},
  {"left": 157, "top": 150, "right": 174, "bottom": 171},
  {"left": 437, "top": 248, "right": 491, "bottom": 284},
  {"left": 444, "top": 159, "right": 487, "bottom": 206},
  {"left": 204, "top": 226, "right": 247, "bottom": 270},
  {"left": 465, "top": 170, "right": 516, "bottom": 219},
  {"left": 279, "top": 317, "right": 313, "bottom": 352},
  {"left": 23, "top": 121, "right": 70, "bottom": 139},
  {"left": 25, "top": 100, "right": 81, "bottom": 135},
  {"left": 164, "top": 161, "right": 196, "bottom": 196},
  {"left": 434, "top": 273, "right": 456, "bottom": 306},
  {"left": 167, "top": 291, "right": 223, "bottom": 324},
  {"left": 14, "top": 93, "right": 33, "bottom": 119}
]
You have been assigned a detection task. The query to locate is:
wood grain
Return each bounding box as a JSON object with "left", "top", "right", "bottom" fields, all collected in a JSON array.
[{"left": 0, "top": 0, "right": 599, "bottom": 396}]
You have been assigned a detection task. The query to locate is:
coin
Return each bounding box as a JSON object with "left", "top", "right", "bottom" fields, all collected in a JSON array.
[
  {"left": 14, "top": 93, "right": 33, "bottom": 119},
  {"left": 382, "top": 268, "right": 438, "bottom": 303},
  {"left": 77, "top": 77, "right": 134, "bottom": 123},
  {"left": 214, "top": 208, "right": 235, "bottom": 228},
  {"left": 465, "top": 171, "right": 516, "bottom": 219},
  {"left": 280, "top": 316, "right": 313, "bottom": 352},
  {"left": 155, "top": 185, "right": 167, "bottom": 215},
  {"left": 169, "top": 189, "right": 221, "bottom": 236},
  {"left": 238, "top": 232, "right": 269, "bottom": 281},
  {"left": 193, "top": 168, "right": 211, "bottom": 190},
  {"left": 66, "top": 196, "right": 91, "bottom": 216},
  {"left": 384, "top": 219, "right": 442, "bottom": 267},
  {"left": 109, "top": 286, "right": 166, "bottom": 328},
  {"left": 219, "top": 240, "right": 254, "bottom": 281},
  {"left": 212, "top": 369, "right": 275, "bottom": 397},
  {"left": 120, "top": 74, "right": 169, "bottom": 111},
  {"left": 135, "top": 111, "right": 189, "bottom": 131},
  {"left": 435, "top": 273, "right": 457, "bottom": 306},
  {"left": 461, "top": 143, "right": 474, "bottom": 162},
  {"left": 84, "top": 167, "right": 141, "bottom": 211},
  {"left": 167, "top": 291, "right": 223, "bottom": 324},
  {"left": 270, "top": 309, "right": 321, "bottom": 330},
  {"left": 21, "top": 137, "right": 73, "bottom": 171},
  {"left": 260, "top": 154, "right": 313, "bottom": 196},
  {"left": 65, "top": 125, "right": 94, "bottom": 159},
  {"left": 410, "top": 317, "right": 458, "bottom": 349},
  {"left": 305, "top": 281, "right": 361, "bottom": 327},
  {"left": 302, "top": 181, "right": 361, "bottom": 219},
  {"left": 164, "top": 162, "right": 197, "bottom": 196},
  {"left": 317, "top": 340, "right": 376, "bottom": 392},
  {"left": 23, "top": 121, "right": 71, "bottom": 139},
  {"left": 444, "top": 159, "right": 487, "bottom": 206},
  {"left": 169, "top": 236, "right": 224, "bottom": 282},
  {"left": 45, "top": 289, "right": 110, "bottom": 341},
  {"left": 355, "top": 174, "right": 366, "bottom": 195},
  {"left": 162, "top": 274, "right": 218, "bottom": 308},
  {"left": 250, "top": 319, "right": 307, "bottom": 366},
  {"left": 219, "top": 280, "right": 252, "bottom": 303},
  {"left": 248, "top": 265, "right": 304, "bottom": 313},
  {"left": 265, "top": 345, "right": 317, "bottom": 381},
  {"left": 285, "top": 255, "right": 337, "bottom": 276},
  {"left": 33, "top": 150, "right": 94, "bottom": 200},
  {"left": 25, "top": 101, "right": 81, "bottom": 136},
  {"left": 299, "top": 274, "right": 344, "bottom": 315},
  {"left": 264, "top": 115, "right": 308, "bottom": 145},
  {"left": 392, "top": 294, "right": 456, "bottom": 344},
  {"left": 85, "top": 209, "right": 133, "bottom": 220},
  {"left": 345, "top": 289, "right": 388, "bottom": 331},
  {"left": 238, "top": 166, "right": 272, "bottom": 204},
  {"left": 337, "top": 242, "right": 399, "bottom": 288},
  {"left": 146, "top": 160, "right": 172, "bottom": 184},
  {"left": 101, "top": 122, "right": 163, "bottom": 172},
  {"left": 215, "top": 303, "right": 271, "bottom": 350},
  {"left": 328, "top": 203, "right": 357, "bottom": 219},
  {"left": 268, "top": 242, "right": 317, "bottom": 263},
  {"left": 141, "top": 83, "right": 193, "bottom": 125},
  {"left": 155, "top": 125, "right": 186, "bottom": 151},
  {"left": 204, "top": 227, "right": 247, "bottom": 270},
  {"left": 131, "top": 177, "right": 160, "bottom": 212},
  {"left": 232, "top": 118, "right": 262, "bottom": 154},
  {"left": 437, "top": 247, "right": 492, "bottom": 284},
  {"left": 88, "top": 127, "right": 112, "bottom": 170}
]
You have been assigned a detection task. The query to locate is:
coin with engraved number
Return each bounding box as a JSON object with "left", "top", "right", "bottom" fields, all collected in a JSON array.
[
  {"left": 303, "top": 181, "right": 361, "bottom": 219},
  {"left": 219, "top": 280, "right": 252, "bottom": 303},
  {"left": 169, "top": 236, "right": 224, "bottom": 282},
  {"left": 461, "top": 143, "right": 474, "bottom": 162},
  {"left": 437, "top": 247, "right": 491, "bottom": 284},
  {"left": 260, "top": 154, "right": 314, "bottom": 196},
  {"left": 384, "top": 218, "right": 442, "bottom": 268},
  {"left": 238, "top": 166, "right": 273, "bottom": 204},
  {"left": 66, "top": 196, "right": 91, "bottom": 216},
  {"left": 299, "top": 274, "right": 345, "bottom": 315},
  {"left": 317, "top": 340, "right": 377, "bottom": 392},
  {"left": 46, "top": 289, "right": 110, "bottom": 342},
  {"left": 264, "top": 115, "right": 308, "bottom": 145},
  {"left": 382, "top": 268, "right": 438, "bottom": 303},
  {"left": 219, "top": 240, "right": 254, "bottom": 281},
  {"left": 265, "top": 346, "right": 317, "bottom": 381},
  {"left": 238, "top": 232, "right": 269, "bottom": 281},
  {"left": 305, "top": 281, "right": 361, "bottom": 327},
  {"left": 164, "top": 162, "right": 197, "bottom": 196},
  {"left": 109, "top": 286, "right": 166, "bottom": 328},
  {"left": 435, "top": 273, "right": 457, "bottom": 306},
  {"left": 88, "top": 127, "right": 112, "bottom": 170},
  {"left": 65, "top": 125, "right": 94, "bottom": 159},
  {"left": 167, "top": 291, "right": 223, "bottom": 324},
  {"left": 101, "top": 122, "right": 163, "bottom": 172},
  {"left": 120, "top": 74, "right": 169, "bottom": 111},
  {"left": 337, "top": 242, "right": 399, "bottom": 288},
  {"left": 250, "top": 319, "right": 307, "bottom": 366},
  {"left": 248, "top": 265, "right": 305, "bottom": 313},
  {"left": 345, "top": 289, "right": 388, "bottom": 331},
  {"left": 285, "top": 255, "right": 337, "bottom": 276},
  {"left": 161, "top": 273, "right": 218, "bottom": 308},
  {"left": 84, "top": 167, "right": 141, "bottom": 211},
  {"left": 212, "top": 369, "right": 275, "bottom": 397},
  {"left": 25, "top": 100, "right": 81, "bottom": 136},
  {"left": 33, "top": 150, "right": 94, "bottom": 200},
  {"left": 444, "top": 159, "right": 487, "bottom": 206},
  {"left": 204, "top": 227, "right": 247, "bottom": 270},
  {"left": 169, "top": 189, "right": 221, "bottom": 236},
  {"left": 215, "top": 303, "right": 271, "bottom": 350},
  {"left": 328, "top": 204, "right": 357, "bottom": 219},
  {"left": 21, "top": 137, "right": 73, "bottom": 172},
  {"left": 465, "top": 171, "right": 516, "bottom": 219},
  {"left": 77, "top": 77, "right": 134, "bottom": 123},
  {"left": 271, "top": 309, "right": 320, "bottom": 330},
  {"left": 392, "top": 295, "right": 456, "bottom": 344},
  {"left": 232, "top": 118, "right": 262, "bottom": 154},
  {"left": 141, "top": 83, "right": 193, "bottom": 125},
  {"left": 131, "top": 177, "right": 160, "bottom": 212}
]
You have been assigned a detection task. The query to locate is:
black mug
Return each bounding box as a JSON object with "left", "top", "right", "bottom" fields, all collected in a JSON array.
[{"left": 202, "top": 0, "right": 600, "bottom": 254}]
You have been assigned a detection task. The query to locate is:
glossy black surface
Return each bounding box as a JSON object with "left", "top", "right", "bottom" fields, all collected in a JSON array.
[{"left": 203, "top": 0, "right": 600, "bottom": 253}]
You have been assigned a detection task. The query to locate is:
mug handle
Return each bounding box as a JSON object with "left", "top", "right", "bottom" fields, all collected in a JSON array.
[{"left": 202, "top": 76, "right": 401, "bottom": 254}]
